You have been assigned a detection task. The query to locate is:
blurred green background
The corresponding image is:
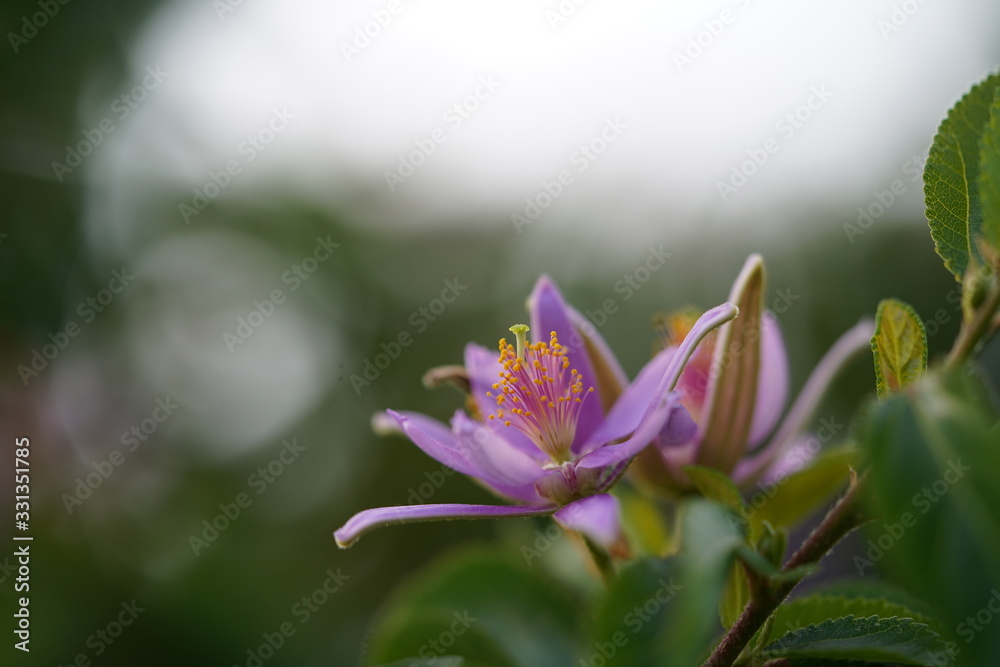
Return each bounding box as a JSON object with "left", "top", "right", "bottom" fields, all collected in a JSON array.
[{"left": 2, "top": 0, "right": 999, "bottom": 665}]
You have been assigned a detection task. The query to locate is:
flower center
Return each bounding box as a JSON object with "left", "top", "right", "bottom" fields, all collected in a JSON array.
[{"left": 486, "top": 324, "right": 594, "bottom": 463}]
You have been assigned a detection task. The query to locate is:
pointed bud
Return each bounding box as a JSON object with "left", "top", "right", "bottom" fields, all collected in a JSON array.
[
  {"left": 695, "top": 254, "right": 766, "bottom": 474},
  {"left": 422, "top": 364, "right": 471, "bottom": 394}
]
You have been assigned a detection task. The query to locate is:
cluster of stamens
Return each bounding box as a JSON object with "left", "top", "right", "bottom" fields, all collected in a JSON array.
[{"left": 486, "top": 324, "right": 593, "bottom": 462}]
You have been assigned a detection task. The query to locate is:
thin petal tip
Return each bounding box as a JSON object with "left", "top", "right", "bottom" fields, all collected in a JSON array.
[
  {"left": 371, "top": 411, "right": 401, "bottom": 436},
  {"left": 333, "top": 527, "right": 355, "bottom": 549}
]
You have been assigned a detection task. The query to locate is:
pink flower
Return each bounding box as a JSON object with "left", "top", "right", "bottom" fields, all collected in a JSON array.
[
  {"left": 631, "top": 254, "right": 874, "bottom": 494},
  {"left": 335, "top": 276, "right": 736, "bottom": 548}
]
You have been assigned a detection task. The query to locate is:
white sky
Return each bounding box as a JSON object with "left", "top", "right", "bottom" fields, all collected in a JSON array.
[{"left": 84, "top": 0, "right": 1000, "bottom": 255}]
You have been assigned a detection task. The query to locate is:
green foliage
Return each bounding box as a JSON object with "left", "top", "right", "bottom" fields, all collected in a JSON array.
[
  {"left": 589, "top": 557, "right": 683, "bottom": 667},
  {"left": 617, "top": 487, "right": 674, "bottom": 557},
  {"left": 652, "top": 499, "right": 752, "bottom": 666},
  {"left": 685, "top": 465, "right": 747, "bottom": 517},
  {"left": 687, "top": 445, "right": 857, "bottom": 544},
  {"left": 769, "top": 595, "right": 940, "bottom": 640},
  {"left": 924, "top": 73, "right": 1000, "bottom": 280},
  {"left": 860, "top": 369, "right": 1000, "bottom": 665},
  {"left": 871, "top": 299, "right": 927, "bottom": 398},
  {"left": 748, "top": 445, "right": 858, "bottom": 531},
  {"left": 663, "top": 501, "right": 761, "bottom": 663},
  {"left": 978, "top": 89, "right": 1000, "bottom": 255},
  {"left": 366, "top": 546, "right": 582, "bottom": 667},
  {"left": 759, "top": 615, "right": 954, "bottom": 665},
  {"left": 720, "top": 559, "right": 751, "bottom": 630},
  {"left": 380, "top": 659, "right": 466, "bottom": 667}
]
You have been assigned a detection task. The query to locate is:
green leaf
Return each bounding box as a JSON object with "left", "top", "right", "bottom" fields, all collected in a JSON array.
[
  {"left": 684, "top": 465, "right": 748, "bottom": 516},
  {"left": 697, "top": 254, "right": 765, "bottom": 473},
  {"left": 366, "top": 546, "right": 582, "bottom": 667},
  {"left": 770, "top": 595, "right": 941, "bottom": 639},
  {"left": 662, "top": 501, "right": 750, "bottom": 663},
  {"left": 871, "top": 299, "right": 927, "bottom": 398},
  {"left": 760, "top": 615, "right": 954, "bottom": 665},
  {"left": 748, "top": 445, "right": 859, "bottom": 532},
  {"left": 719, "top": 560, "right": 750, "bottom": 630},
  {"left": 979, "top": 88, "right": 1000, "bottom": 255},
  {"left": 924, "top": 73, "right": 1000, "bottom": 280},
  {"left": 861, "top": 369, "right": 1000, "bottom": 665},
  {"left": 590, "top": 501, "right": 746, "bottom": 667},
  {"left": 804, "top": 580, "right": 944, "bottom": 624},
  {"left": 379, "top": 659, "right": 466, "bottom": 667},
  {"left": 617, "top": 486, "right": 673, "bottom": 558},
  {"left": 589, "top": 557, "right": 683, "bottom": 667}
]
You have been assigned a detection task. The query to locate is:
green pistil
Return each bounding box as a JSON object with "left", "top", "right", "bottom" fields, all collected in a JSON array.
[{"left": 509, "top": 324, "right": 529, "bottom": 359}]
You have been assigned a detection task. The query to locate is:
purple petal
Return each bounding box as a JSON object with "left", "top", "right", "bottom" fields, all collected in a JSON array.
[
  {"left": 658, "top": 303, "right": 741, "bottom": 398},
  {"left": 566, "top": 304, "right": 629, "bottom": 411},
  {"left": 575, "top": 392, "right": 680, "bottom": 469},
  {"left": 734, "top": 319, "right": 874, "bottom": 486},
  {"left": 553, "top": 494, "right": 623, "bottom": 550},
  {"left": 747, "top": 312, "right": 790, "bottom": 448},
  {"left": 450, "top": 412, "right": 548, "bottom": 503},
  {"left": 464, "top": 342, "right": 502, "bottom": 416},
  {"left": 386, "top": 409, "right": 549, "bottom": 505},
  {"left": 755, "top": 435, "right": 821, "bottom": 485},
  {"left": 335, "top": 502, "right": 555, "bottom": 548},
  {"left": 576, "top": 303, "right": 739, "bottom": 470},
  {"left": 657, "top": 404, "right": 697, "bottom": 447},
  {"left": 580, "top": 346, "right": 675, "bottom": 453},
  {"left": 386, "top": 409, "right": 483, "bottom": 475},
  {"left": 528, "top": 276, "right": 602, "bottom": 447}
]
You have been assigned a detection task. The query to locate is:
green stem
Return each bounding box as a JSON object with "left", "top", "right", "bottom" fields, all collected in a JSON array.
[
  {"left": 946, "top": 281, "right": 1000, "bottom": 369},
  {"left": 701, "top": 474, "right": 869, "bottom": 667},
  {"left": 582, "top": 534, "right": 616, "bottom": 586}
]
